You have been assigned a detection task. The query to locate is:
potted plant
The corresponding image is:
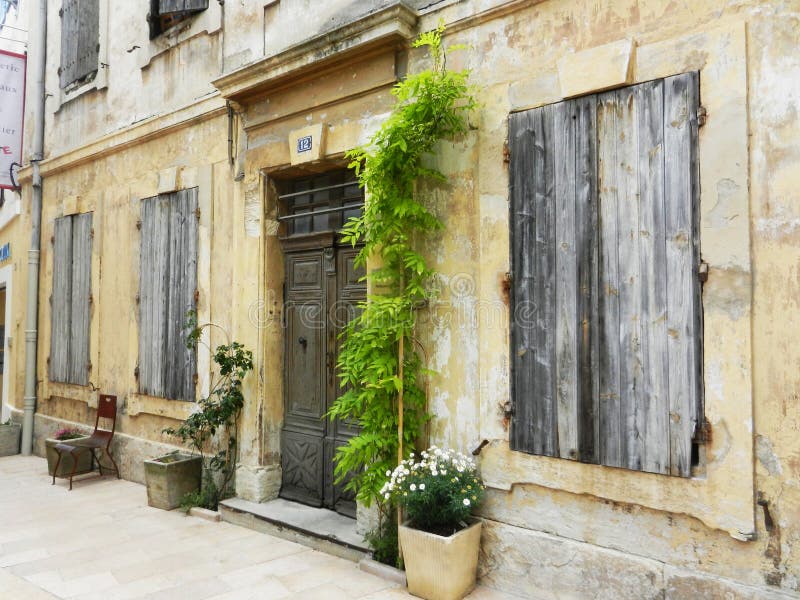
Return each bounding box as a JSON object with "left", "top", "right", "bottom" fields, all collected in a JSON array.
[
  {"left": 0, "top": 419, "right": 21, "bottom": 456},
  {"left": 383, "top": 446, "right": 486, "bottom": 600},
  {"left": 148, "top": 313, "right": 253, "bottom": 512},
  {"left": 45, "top": 427, "right": 93, "bottom": 476}
]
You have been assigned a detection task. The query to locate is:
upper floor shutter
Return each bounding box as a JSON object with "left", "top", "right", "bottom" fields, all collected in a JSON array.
[
  {"left": 59, "top": 0, "right": 99, "bottom": 89},
  {"left": 158, "top": 0, "right": 209, "bottom": 15},
  {"left": 509, "top": 72, "right": 702, "bottom": 477}
]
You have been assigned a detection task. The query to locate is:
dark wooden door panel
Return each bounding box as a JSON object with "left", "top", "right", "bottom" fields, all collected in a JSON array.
[{"left": 281, "top": 244, "right": 365, "bottom": 516}]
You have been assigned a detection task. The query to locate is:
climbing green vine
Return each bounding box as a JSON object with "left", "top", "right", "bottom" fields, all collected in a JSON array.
[{"left": 328, "top": 24, "right": 477, "bottom": 510}]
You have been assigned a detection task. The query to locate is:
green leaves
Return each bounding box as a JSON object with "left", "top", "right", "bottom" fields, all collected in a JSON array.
[{"left": 329, "top": 25, "right": 476, "bottom": 512}]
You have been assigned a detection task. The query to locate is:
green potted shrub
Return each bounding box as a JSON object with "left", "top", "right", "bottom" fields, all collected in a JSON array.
[
  {"left": 0, "top": 419, "right": 21, "bottom": 456},
  {"left": 45, "top": 427, "right": 93, "bottom": 476},
  {"left": 383, "top": 446, "right": 486, "bottom": 600},
  {"left": 147, "top": 314, "right": 253, "bottom": 511}
]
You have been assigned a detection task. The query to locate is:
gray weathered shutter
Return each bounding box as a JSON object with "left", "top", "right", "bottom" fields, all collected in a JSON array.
[
  {"left": 164, "top": 189, "right": 198, "bottom": 401},
  {"left": 50, "top": 217, "right": 74, "bottom": 382},
  {"left": 59, "top": 0, "right": 79, "bottom": 88},
  {"left": 509, "top": 97, "right": 598, "bottom": 462},
  {"left": 68, "top": 213, "right": 92, "bottom": 386},
  {"left": 139, "top": 196, "right": 171, "bottom": 397},
  {"left": 510, "top": 72, "right": 701, "bottom": 477},
  {"left": 75, "top": 0, "right": 100, "bottom": 83},
  {"left": 139, "top": 191, "right": 198, "bottom": 400},
  {"left": 159, "top": 0, "right": 209, "bottom": 15}
]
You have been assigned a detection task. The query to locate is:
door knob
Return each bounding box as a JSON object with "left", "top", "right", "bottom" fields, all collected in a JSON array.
[{"left": 298, "top": 336, "right": 307, "bottom": 349}]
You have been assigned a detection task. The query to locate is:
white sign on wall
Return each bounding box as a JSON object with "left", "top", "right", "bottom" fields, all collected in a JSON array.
[{"left": 0, "top": 49, "right": 25, "bottom": 190}]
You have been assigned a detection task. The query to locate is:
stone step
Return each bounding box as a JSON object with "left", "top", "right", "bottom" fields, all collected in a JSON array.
[{"left": 219, "top": 497, "right": 370, "bottom": 562}]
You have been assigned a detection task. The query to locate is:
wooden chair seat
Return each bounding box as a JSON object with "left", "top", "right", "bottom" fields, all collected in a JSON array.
[{"left": 52, "top": 395, "right": 120, "bottom": 490}]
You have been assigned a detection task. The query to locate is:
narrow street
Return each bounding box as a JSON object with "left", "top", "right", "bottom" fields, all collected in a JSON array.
[{"left": 0, "top": 456, "right": 516, "bottom": 600}]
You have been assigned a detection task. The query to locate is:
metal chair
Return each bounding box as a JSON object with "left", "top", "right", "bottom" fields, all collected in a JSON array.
[{"left": 52, "top": 394, "right": 121, "bottom": 490}]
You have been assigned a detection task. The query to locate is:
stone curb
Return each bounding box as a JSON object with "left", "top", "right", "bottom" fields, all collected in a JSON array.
[
  {"left": 358, "top": 557, "right": 407, "bottom": 587},
  {"left": 189, "top": 506, "right": 222, "bottom": 522}
]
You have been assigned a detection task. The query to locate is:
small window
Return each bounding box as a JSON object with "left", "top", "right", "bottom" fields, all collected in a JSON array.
[
  {"left": 138, "top": 189, "right": 198, "bottom": 401},
  {"left": 50, "top": 213, "right": 93, "bottom": 385},
  {"left": 277, "top": 170, "right": 363, "bottom": 237},
  {"left": 508, "top": 73, "right": 703, "bottom": 477},
  {"left": 148, "top": 0, "right": 209, "bottom": 39},
  {"left": 59, "top": 0, "right": 100, "bottom": 89}
]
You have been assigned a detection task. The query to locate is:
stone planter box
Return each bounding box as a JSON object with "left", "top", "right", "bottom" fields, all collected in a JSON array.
[
  {"left": 144, "top": 452, "right": 202, "bottom": 510},
  {"left": 0, "top": 422, "right": 21, "bottom": 456},
  {"left": 399, "top": 520, "right": 482, "bottom": 600},
  {"left": 46, "top": 437, "right": 94, "bottom": 477}
]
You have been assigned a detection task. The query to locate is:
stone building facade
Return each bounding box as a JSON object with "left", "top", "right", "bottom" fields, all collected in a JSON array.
[{"left": 10, "top": 0, "right": 800, "bottom": 597}]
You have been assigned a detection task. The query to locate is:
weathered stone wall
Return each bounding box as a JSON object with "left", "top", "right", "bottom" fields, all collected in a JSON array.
[{"left": 15, "top": 0, "right": 800, "bottom": 597}]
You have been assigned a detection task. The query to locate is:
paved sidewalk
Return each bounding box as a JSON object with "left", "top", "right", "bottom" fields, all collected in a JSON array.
[{"left": 0, "top": 455, "right": 517, "bottom": 600}]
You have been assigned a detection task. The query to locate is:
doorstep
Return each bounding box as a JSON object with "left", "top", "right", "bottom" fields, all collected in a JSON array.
[{"left": 219, "top": 497, "right": 369, "bottom": 562}]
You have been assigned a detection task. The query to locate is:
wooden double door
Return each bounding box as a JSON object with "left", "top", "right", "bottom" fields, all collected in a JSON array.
[{"left": 280, "top": 242, "right": 365, "bottom": 517}]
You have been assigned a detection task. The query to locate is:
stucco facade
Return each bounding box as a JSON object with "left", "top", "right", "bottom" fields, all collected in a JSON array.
[{"left": 11, "top": 0, "right": 800, "bottom": 597}]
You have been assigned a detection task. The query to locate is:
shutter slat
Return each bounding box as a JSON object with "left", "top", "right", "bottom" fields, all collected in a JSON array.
[
  {"left": 159, "top": 0, "right": 208, "bottom": 15},
  {"left": 50, "top": 217, "right": 73, "bottom": 382},
  {"left": 614, "top": 85, "right": 646, "bottom": 472},
  {"left": 664, "top": 72, "right": 701, "bottom": 477},
  {"left": 68, "top": 213, "right": 92, "bottom": 386},
  {"left": 575, "top": 96, "right": 600, "bottom": 464},
  {"left": 554, "top": 100, "right": 579, "bottom": 461},
  {"left": 597, "top": 91, "right": 623, "bottom": 468},
  {"left": 532, "top": 105, "right": 558, "bottom": 457},
  {"left": 183, "top": 188, "right": 199, "bottom": 400},
  {"left": 637, "top": 80, "right": 671, "bottom": 475},
  {"left": 509, "top": 110, "right": 537, "bottom": 455},
  {"left": 165, "top": 191, "right": 184, "bottom": 400},
  {"left": 138, "top": 199, "right": 155, "bottom": 395}
]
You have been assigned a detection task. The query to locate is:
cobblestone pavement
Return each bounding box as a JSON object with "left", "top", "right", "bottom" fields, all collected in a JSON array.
[{"left": 0, "top": 455, "right": 519, "bottom": 600}]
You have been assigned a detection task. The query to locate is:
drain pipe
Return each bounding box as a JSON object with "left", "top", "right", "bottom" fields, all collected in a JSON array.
[{"left": 21, "top": 0, "right": 47, "bottom": 455}]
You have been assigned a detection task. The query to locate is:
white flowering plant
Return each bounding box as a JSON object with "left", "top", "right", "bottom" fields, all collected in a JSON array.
[{"left": 380, "top": 446, "right": 485, "bottom": 535}]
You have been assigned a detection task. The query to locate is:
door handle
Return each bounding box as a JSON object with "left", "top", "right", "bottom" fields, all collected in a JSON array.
[{"left": 298, "top": 336, "right": 307, "bottom": 349}]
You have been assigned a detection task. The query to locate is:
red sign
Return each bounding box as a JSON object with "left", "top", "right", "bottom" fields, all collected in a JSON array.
[{"left": 0, "top": 49, "right": 25, "bottom": 190}]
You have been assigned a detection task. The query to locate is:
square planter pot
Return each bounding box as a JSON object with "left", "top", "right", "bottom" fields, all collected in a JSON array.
[
  {"left": 399, "top": 520, "right": 482, "bottom": 600},
  {"left": 144, "top": 452, "right": 202, "bottom": 510},
  {"left": 0, "top": 423, "right": 21, "bottom": 456},
  {"left": 46, "top": 437, "right": 94, "bottom": 477}
]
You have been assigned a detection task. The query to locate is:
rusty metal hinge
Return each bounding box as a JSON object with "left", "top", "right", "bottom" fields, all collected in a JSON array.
[
  {"left": 134, "top": 365, "right": 139, "bottom": 379},
  {"left": 194, "top": 289, "right": 200, "bottom": 303},
  {"left": 58, "top": 8, "right": 63, "bottom": 18},
  {"left": 136, "top": 219, "right": 142, "bottom": 230},
  {"left": 86, "top": 361, "right": 92, "bottom": 372},
  {"left": 90, "top": 228, "right": 95, "bottom": 239},
  {"left": 698, "top": 261, "right": 709, "bottom": 283},
  {"left": 503, "top": 140, "right": 511, "bottom": 164},
  {"left": 697, "top": 106, "right": 708, "bottom": 127},
  {"left": 692, "top": 418, "right": 712, "bottom": 444},
  {"left": 193, "top": 373, "right": 199, "bottom": 386},
  {"left": 135, "top": 293, "right": 140, "bottom": 305},
  {"left": 50, "top": 235, "right": 54, "bottom": 245},
  {"left": 195, "top": 207, "right": 201, "bottom": 220}
]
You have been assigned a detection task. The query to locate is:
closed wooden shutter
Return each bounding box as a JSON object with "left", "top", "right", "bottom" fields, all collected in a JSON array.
[
  {"left": 138, "top": 190, "right": 198, "bottom": 401},
  {"left": 59, "top": 0, "right": 99, "bottom": 88},
  {"left": 50, "top": 213, "right": 93, "bottom": 385},
  {"left": 50, "top": 217, "right": 73, "bottom": 382},
  {"left": 68, "top": 213, "right": 92, "bottom": 386},
  {"left": 59, "top": 0, "right": 79, "bottom": 88},
  {"left": 509, "top": 72, "right": 701, "bottom": 477},
  {"left": 159, "top": 0, "right": 209, "bottom": 15}
]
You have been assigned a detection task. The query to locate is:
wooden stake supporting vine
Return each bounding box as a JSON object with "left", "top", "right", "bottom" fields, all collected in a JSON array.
[{"left": 326, "top": 23, "right": 476, "bottom": 566}]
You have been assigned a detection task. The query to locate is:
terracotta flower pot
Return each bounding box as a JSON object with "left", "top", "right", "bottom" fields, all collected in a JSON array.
[
  {"left": 143, "top": 452, "right": 202, "bottom": 510},
  {"left": 45, "top": 436, "right": 94, "bottom": 476},
  {"left": 399, "top": 520, "right": 482, "bottom": 600}
]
